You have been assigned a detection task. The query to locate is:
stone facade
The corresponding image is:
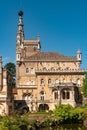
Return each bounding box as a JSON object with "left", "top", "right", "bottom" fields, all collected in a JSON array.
[
  {"left": 15, "top": 11, "right": 86, "bottom": 112},
  {"left": 0, "top": 56, "right": 13, "bottom": 115}
]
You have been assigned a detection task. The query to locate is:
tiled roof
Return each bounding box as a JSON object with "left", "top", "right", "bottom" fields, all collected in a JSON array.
[{"left": 25, "top": 52, "right": 77, "bottom": 61}]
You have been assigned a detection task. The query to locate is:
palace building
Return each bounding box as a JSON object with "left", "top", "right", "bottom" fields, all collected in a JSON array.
[{"left": 14, "top": 10, "right": 86, "bottom": 112}]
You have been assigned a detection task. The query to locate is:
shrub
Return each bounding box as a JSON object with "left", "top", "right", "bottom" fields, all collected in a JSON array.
[{"left": 54, "top": 104, "right": 84, "bottom": 123}]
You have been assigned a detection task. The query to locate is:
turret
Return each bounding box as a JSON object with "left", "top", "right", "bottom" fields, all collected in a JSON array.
[
  {"left": 16, "top": 11, "right": 24, "bottom": 86},
  {"left": 77, "top": 49, "right": 82, "bottom": 62},
  {"left": 16, "top": 11, "right": 24, "bottom": 46},
  {"left": 16, "top": 11, "right": 24, "bottom": 63},
  {"left": 37, "top": 35, "right": 41, "bottom": 51}
]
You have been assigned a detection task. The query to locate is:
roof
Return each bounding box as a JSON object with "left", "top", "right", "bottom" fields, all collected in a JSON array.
[{"left": 25, "top": 52, "right": 77, "bottom": 61}]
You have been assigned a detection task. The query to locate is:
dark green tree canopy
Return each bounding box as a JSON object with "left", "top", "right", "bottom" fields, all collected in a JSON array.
[
  {"left": 4, "top": 62, "right": 16, "bottom": 75},
  {"left": 4, "top": 62, "right": 16, "bottom": 87}
]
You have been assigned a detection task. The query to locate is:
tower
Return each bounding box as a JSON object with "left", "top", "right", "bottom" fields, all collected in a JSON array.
[
  {"left": 16, "top": 11, "right": 24, "bottom": 61},
  {"left": 16, "top": 11, "right": 24, "bottom": 87},
  {"left": 77, "top": 49, "right": 82, "bottom": 62},
  {"left": 17, "top": 11, "right": 24, "bottom": 46}
]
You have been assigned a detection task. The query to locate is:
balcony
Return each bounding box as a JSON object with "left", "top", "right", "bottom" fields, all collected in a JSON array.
[
  {"left": 37, "top": 100, "right": 50, "bottom": 103},
  {"left": 17, "top": 85, "right": 37, "bottom": 89},
  {"left": 36, "top": 68, "right": 87, "bottom": 74},
  {"left": 0, "top": 96, "right": 7, "bottom": 101}
]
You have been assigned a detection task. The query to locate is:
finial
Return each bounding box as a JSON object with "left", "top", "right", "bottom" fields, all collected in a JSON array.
[
  {"left": 37, "top": 35, "right": 40, "bottom": 41},
  {"left": 77, "top": 49, "right": 81, "bottom": 54},
  {"left": 18, "top": 11, "right": 23, "bottom": 16}
]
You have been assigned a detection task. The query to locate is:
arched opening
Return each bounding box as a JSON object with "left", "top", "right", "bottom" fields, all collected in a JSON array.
[
  {"left": 39, "top": 104, "right": 49, "bottom": 111},
  {"left": 54, "top": 91, "right": 58, "bottom": 100},
  {"left": 61, "top": 89, "right": 70, "bottom": 100},
  {"left": 52, "top": 89, "right": 58, "bottom": 100},
  {"left": 67, "top": 91, "right": 70, "bottom": 99},
  {"left": 23, "top": 93, "right": 32, "bottom": 102},
  {"left": 62, "top": 91, "right": 65, "bottom": 99}
]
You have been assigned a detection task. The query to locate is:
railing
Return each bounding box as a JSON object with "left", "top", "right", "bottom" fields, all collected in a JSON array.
[
  {"left": 17, "top": 85, "right": 37, "bottom": 88},
  {"left": 36, "top": 69, "right": 87, "bottom": 74},
  {"left": 37, "top": 100, "right": 50, "bottom": 103},
  {"left": 0, "top": 96, "right": 7, "bottom": 101}
]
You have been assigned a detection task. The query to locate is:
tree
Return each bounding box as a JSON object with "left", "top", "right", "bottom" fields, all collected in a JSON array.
[
  {"left": 82, "top": 72, "right": 87, "bottom": 97},
  {"left": 4, "top": 62, "right": 16, "bottom": 75},
  {"left": 4, "top": 62, "right": 16, "bottom": 87}
]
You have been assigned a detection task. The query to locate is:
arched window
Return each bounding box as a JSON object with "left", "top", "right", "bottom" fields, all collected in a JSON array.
[
  {"left": 40, "top": 91, "right": 45, "bottom": 101},
  {"left": 62, "top": 89, "right": 70, "bottom": 100},
  {"left": 48, "top": 79, "right": 51, "bottom": 85},
  {"left": 23, "top": 93, "right": 32, "bottom": 101},
  {"left": 67, "top": 91, "right": 70, "bottom": 99},
  {"left": 34, "top": 47, "right": 36, "bottom": 51},
  {"left": 41, "top": 79, "right": 44, "bottom": 85},
  {"left": 54, "top": 91, "right": 58, "bottom": 99},
  {"left": 26, "top": 68, "right": 29, "bottom": 73},
  {"left": 62, "top": 91, "right": 65, "bottom": 99}
]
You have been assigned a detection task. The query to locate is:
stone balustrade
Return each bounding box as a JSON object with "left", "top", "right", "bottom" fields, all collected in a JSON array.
[{"left": 36, "top": 68, "right": 87, "bottom": 74}]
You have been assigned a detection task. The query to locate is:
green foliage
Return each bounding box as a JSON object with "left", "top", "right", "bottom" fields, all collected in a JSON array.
[
  {"left": 4, "top": 62, "right": 16, "bottom": 75},
  {"left": 4, "top": 62, "right": 16, "bottom": 87},
  {"left": 73, "top": 108, "right": 84, "bottom": 121},
  {"left": 42, "top": 118, "right": 53, "bottom": 126},
  {"left": 54, "top": 104, "right": 74, "bottom": 123},
  {"left": 54, "top": 104, "right": 84, "bottom": 123},
  {"left": 0, "top": 115, "right": 35, "bottom": 129},
  {"left": 0, "top": 125, "right": 9, "bottom": 130},
  {"left": 82, "top": 72, "right": 87, "bottom": 97},
  {"left": 1, "top": 116, "right": 20, "bottom": 130}
]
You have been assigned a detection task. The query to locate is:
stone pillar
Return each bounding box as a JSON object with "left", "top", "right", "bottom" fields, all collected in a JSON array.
[
  {"left": 71, "top": 89, "right": 76, "bottom": 107},
  {"left": 57, "top": 90, "right": 61, "bottom": 105},
  {"left": 5, "top": 101, "right": 9, "bottom": 116}
]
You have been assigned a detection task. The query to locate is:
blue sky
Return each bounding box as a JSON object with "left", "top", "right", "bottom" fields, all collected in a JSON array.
[{"left": 0, "top": 0, "right": 87, "bottom": 68}]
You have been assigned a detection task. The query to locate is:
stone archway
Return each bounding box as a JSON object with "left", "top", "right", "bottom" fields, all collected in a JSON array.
[
  {"left": 60, "top": 88, "right": 71, "bottom": 105},
  {"left": 61, "top": 88, "right": 70, "bottom": 100},
  {"left": 39, "top": 104, "right": 49, "bottom": 111}
]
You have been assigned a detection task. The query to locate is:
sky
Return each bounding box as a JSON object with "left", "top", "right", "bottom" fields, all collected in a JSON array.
[{"left": 0, "top": 0, "right": 87, "bottom": 68}]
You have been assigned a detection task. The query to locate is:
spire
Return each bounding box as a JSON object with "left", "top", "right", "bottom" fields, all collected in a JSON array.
[
  {"left": 17, "top": 10, "right": 24, "bottom": 45},
  {"left": 77, "top": 49, "right": 82, "bottom": 62}
]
